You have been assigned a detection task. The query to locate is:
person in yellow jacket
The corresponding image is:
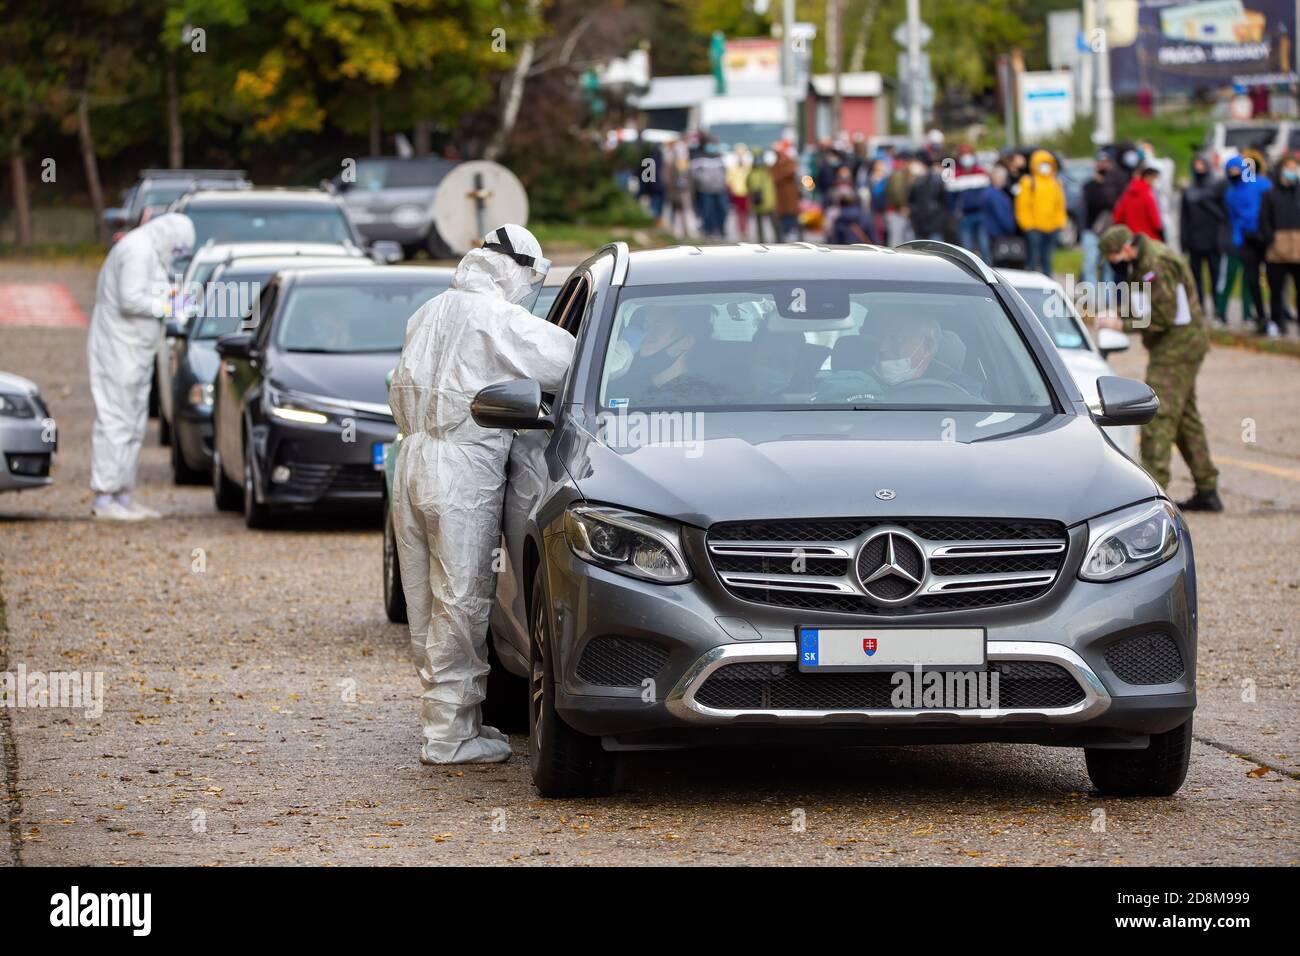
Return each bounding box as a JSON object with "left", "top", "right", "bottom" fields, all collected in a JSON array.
[
  {"left": 726, "top": 144, "right": 753, "bottom": 239},
  {"left": 1014, "top": 149, "right": 1068, "bottom": 275}
]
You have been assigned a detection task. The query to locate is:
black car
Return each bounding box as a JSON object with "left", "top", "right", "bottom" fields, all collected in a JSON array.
[
  {"left": 160, "top": 252, "right": 374, "bottom": 483},
  {"left": 211, "top": 266, "right": 453, "bottom": 527}
]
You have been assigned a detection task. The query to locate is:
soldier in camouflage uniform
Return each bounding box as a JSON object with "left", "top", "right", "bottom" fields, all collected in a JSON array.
[{"left": 1098, "top": 224, "right": 1223, "bottom": 511}]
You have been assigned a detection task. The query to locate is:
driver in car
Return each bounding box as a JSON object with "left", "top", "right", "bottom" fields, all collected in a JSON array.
[{"left": 875, "top": 317, "right": 982, "bottom": 396}]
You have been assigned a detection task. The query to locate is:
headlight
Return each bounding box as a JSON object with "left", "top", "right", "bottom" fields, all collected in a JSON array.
[
  {"left": 266, "top": 386, "right": 332, "bottom": 425},
  {"left": 187, "top": 383, "right": 214, "bottom": 408},
  {"left": 564, "top": 506, "right": 691, "bottom": 584},
  {"left": 0, "top": 392, "right": 35, "bottom": 418},
  {"left": 1079, "top": 500, "right": 1180, "bottom": 582}
]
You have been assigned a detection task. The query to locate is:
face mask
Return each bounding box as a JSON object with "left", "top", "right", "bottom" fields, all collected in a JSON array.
[
  {"left": 877, "top": 357, "right": 914, "bottom": 386},
  {"left": 959, "top": 155, "right": 974, "bottom": 168},
  {"left": 1284, "top": 169, "right": 1299, "bottom": 184},
  {"left": 1228, "top": 171, "right": 1241, "bottom": 183},
  {"left": 1111, "top": 255, "right": 1133, "bottom": 281},
  {"left": 877, "top": 340, "right": 928, "bottom": 386},
  {"left": 1037, "top": 163, "right": 1052, "bottom": 176},
  {"left": 910, "top": 163, "right": 925, "bottom": 176},
  {"left": 763, "top": 150, "right": 777, "bottom": 166}
]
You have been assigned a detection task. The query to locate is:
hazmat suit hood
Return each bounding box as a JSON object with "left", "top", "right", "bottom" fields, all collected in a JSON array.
[
  {"left": 450, "top": 223, "right": 548, "bottom": 306},
  {"left": 138, "top": 212, "right": 196, "bottom": 276}
]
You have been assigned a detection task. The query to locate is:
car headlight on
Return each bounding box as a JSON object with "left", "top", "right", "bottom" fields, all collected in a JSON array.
[
  {"left": 1080, "top": 500, "right": 1180, "bottom": 582},
  {"left": 187, "top": 383, "right": 214, "bottom": 408},
  {"left": 564, "top": 506, "right": 691, "bottom": 584},
  {"left": 266, "top": 386, "right": 332, "bottom": 425},
  {"left": 0, "top": 392, "right": 35, "bottom": 418}
]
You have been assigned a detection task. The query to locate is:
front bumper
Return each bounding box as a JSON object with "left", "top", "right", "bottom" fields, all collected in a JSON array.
[
  {"left": 175, "top": 403, "right": 214, "bottom": 471},
  {"left": 544, "top": 519, "right": 1197, "bottom": 749},
  {"left": 250, "top": 414, "right": 396, "bottom": 511},
  {"left": 0, "top": 417, "right": 55, "bottom": 491}
]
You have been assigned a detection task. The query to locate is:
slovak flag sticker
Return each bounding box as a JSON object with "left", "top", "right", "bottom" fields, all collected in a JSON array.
[{"left": 863, "top": 638, "right": 877, "bottom": 656}]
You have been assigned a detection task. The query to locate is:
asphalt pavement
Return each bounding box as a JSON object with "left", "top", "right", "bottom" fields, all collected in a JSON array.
[{"left": 0, "top": 260, "right": 1295, "bottom": 866}]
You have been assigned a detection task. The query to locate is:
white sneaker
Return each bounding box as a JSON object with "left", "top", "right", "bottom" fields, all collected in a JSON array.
[
  {"left": 92, "top": 501, "right": 146, "bottom": 521},
  {"left": 122, "top": 500, "right": 161, "bottom": 519},
  {"left": 1267, "top": 322, "right": 1281, "bottom": 339}
]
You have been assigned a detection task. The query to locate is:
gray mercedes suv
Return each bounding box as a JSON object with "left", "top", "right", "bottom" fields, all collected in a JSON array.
[{"left": 423, "top": 241, "right": 1196, "bottom": 798}]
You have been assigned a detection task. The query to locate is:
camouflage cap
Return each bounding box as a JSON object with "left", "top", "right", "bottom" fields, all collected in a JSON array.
[{"left": 1099, "top": 224, "right": 1135, "bottom": 257}]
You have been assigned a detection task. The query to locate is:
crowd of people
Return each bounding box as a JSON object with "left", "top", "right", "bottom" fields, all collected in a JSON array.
[{"left": 638, "top": 131, "right": 1300, "bottom": 338}]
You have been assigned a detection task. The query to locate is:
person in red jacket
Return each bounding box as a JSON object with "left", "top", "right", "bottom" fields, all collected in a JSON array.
[{"left": 1112, "top": 163, "right": 1164, "bottom": 240}]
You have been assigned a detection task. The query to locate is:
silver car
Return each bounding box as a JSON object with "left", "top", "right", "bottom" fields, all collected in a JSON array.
[{"left": 0, "top": 371, "right": 55, "bottom": 492}]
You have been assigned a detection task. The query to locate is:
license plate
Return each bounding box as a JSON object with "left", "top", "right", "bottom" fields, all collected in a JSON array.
[
  {"left": 798, "top": 627, "right": 985, "bottom": 672},
  {"left": 372, "top": 442, "right": 390, "bottom": 471}
]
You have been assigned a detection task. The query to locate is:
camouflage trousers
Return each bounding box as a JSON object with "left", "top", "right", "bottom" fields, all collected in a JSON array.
[{"left": 1142, "top": 358, "right": 1218, "bottom": 492}]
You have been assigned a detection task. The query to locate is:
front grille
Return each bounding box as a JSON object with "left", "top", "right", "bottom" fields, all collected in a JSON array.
[
  {"left": 576, "top": 637, "right": 670, "bottom": 687},
  {"left": 1104, "top": 633, "right": 1184, "bottom": 685},
  {"left": 695, "top": 659, "right": 1085, "bottom": 711},
  {"left": 278, "top": 461, "right": 380, "bottom": 495},
  {"left": 708, "top": 517, "right": 1068, "bottom": 616}
]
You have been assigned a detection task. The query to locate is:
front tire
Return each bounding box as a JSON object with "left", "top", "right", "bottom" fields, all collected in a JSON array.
[
  {"left": 528, "top": 568, "right": 618, "bottom": 797},
  {"left": 1086, "top": 717, "right": 1193, "bottom": 797},
  {"left": 242, "top": 434, "right": 274, "bottom": 529},
  {"left": 382, "top": 495, "right": 408, "bottom": 624},
  {"left": 212, "top": 444, "right": 241, "bottom": 512},
  {"left": 171, "top": 432, "right": 205, "bottom": 484}
]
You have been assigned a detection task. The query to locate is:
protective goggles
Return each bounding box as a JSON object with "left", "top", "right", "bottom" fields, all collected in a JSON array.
[{"left": 482, "top": 227, "right": 550, "bottom": 277}]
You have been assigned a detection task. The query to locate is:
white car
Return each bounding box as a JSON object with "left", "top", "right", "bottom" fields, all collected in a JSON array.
[
  {"left": 0, "top": 371, "right": 55, "bottom": 492},
  {"left": 1000, "top": 269, "right": 1140, "bottom": 459}
]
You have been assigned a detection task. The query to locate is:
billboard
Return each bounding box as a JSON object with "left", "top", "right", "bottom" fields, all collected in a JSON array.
[{"left": 1097, "top": 0, "right": 1297, "bottom": 93}]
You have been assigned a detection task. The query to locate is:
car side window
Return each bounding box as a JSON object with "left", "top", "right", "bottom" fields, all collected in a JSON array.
[
  {"left": 545, "top": 276, "right": 582, "bottom": 326},
  {"left": 556, "top": 277, "right": 590, "bottom": 335},
  {"left": 251, "top": 281, "right": 279, "bottom": 349}
]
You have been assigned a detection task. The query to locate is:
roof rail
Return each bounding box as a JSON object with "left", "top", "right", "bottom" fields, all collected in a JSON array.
[
  {"left": 593, "top": 241, "right": 631, "bottom": 286},
  {"left": 897, "top": 239, "right": 999, "bottom": 284}
]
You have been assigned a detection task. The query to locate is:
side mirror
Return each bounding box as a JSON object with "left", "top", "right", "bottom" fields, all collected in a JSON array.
[
  {"left": 1096, "top": 327, "right": 1130, "bottom": 358},
  {"left": 370, "top": 240, "right": 403, "bottom": 264},
  {"left": 1095, "top": 375, "right": 1159, "bottom": 426},
  {"left": 164, "top": 318, "right": 186, "bottom": 338},
  {"left": 216, "top": 332, "right": 255, "bottom": 361},
  {"left": 471, "top": 379, "right": 551, "bottom": 430}
]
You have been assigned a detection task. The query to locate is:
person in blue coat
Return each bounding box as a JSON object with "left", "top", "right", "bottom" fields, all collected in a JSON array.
[
  {"left": 1223, "top": 153, "right": 1272, "bottom": 331},
  {"left": 982, "top": 164, "right": 1020, "bottom": 265}
]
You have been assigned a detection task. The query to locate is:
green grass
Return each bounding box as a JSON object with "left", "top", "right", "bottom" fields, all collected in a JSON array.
[{"left": 1209, "top": 327, "right": 1300, "bottom": 360}]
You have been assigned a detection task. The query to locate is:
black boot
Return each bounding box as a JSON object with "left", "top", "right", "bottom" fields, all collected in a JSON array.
[{"left": 1176, "top": 489, "right": 1223, "bottom": 512}]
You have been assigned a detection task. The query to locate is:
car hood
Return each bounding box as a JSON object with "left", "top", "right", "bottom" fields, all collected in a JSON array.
[
  {"left": 268, "top": 350, "right": 397, "bottom": 412},
  {"left": 561, "top": 409, "right": 1157, "bottom": 529},
  {"left": 0, "top": 370, "right": 39, "bottom": 395}
]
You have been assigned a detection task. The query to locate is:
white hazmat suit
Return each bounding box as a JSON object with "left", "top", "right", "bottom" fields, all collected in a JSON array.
[
  {"left": 87, "top": 213, "right": 195, "bottom": 506},
  {"left": 390, "top": 225, "right": 575, "bottom": 764}
]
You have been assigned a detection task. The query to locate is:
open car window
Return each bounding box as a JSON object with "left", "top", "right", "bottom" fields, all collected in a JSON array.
[{"left": 597, "top": 280, "right": 1054, "bottom": 412}]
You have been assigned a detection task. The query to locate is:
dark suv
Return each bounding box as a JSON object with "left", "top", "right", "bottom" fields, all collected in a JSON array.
[{"left": 391, "top": 241, "right": 1197, "bottom": 798}]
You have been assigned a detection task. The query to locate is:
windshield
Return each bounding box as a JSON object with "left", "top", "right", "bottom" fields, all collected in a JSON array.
[
  {"left": 274, "top": 281, "right": 449, "bottom": 353},
  {"left": 137, "top": 183, "right": 191, "bottom": 212},
  {"left": 1224, "top": 126, "right": 1277, "bottom": 149},
  {"left": 706, "top": 123, "right": 786, "bottom": 150},
  {"left": 1012, "top": 286, "right": 1089, "bottom": 350},
  {"left": 185, "top": 205, "right": 354, "bottom": 248},
  {"left": 352, "top": 159, "right": 445, "bottom": 190},
  {"left": 597, "top": 281, "right": 1054, "bottom": 412}
]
